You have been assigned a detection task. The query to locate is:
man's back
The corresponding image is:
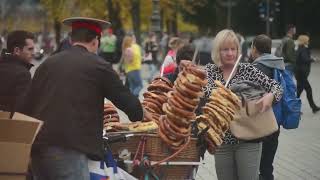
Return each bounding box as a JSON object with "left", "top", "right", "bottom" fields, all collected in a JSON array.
[
  {"left": 25, "top": 45, "right": 142, "bottom": 159},
  {"left": 282, "top": 35, "right": 296, "bottom": 65}
]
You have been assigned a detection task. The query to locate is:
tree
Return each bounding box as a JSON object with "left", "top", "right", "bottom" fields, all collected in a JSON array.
[
  {"left": 106, "top": 0, "right": 123, "bottom": 30},
  {"left": 130, "top": 0, "right": 141, "bottom": 44},
  {"left": 40, "top": 0, "right": 74, "bottom": 45},
  {"left": 0, "top": 0, "right": 24, "bottom": 32},
  {"left": 180, "top": 0, "right": 217, "bottom": 34}
]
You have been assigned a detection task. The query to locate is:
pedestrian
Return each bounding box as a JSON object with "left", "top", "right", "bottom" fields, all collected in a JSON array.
[
  {"left": 164, "top": 43, "right": 198, "bottom": 83},
  {"left": 0, "top": 30, "right": 35, "bottom": 113},
  {"left": 161, "top": 37, "right": 184, "bottom": 75},
  {"left": 143, "top": 32, "right": 159, "bottom": 83},
  {"left": 160, "top": 31, "right": 169, "bottom": 59},
  {"left": 295, "top": 35, "right": 320, "bottom": 113},
  {"left": 280, "top": 24, "right": 297, "bottom": 75},
  {"left": 99, "top": 28, "right": 117, "bottom": 64},
  {"left": 121, "top": 34, "right": 143, "bottom": 97},
  {"left": 250, "top": 34, "right": 285, "bottom": 180},
  {"left": 22, "top": 17, "right": 146, "bottom": 180},
  {"left": 202, "top": 29, "right": 283, "bottom": 180}
]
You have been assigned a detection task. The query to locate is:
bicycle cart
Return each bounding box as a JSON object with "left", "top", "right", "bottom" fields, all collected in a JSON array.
[{"left": 107, "top": 132, "right": 201, "bottom": 180}]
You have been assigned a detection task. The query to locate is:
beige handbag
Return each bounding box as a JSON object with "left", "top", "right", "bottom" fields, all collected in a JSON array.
[{"left": 230, "top": 99, "right": 279, "bottom": 140}]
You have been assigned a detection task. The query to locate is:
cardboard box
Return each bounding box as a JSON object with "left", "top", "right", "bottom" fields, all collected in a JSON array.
[{"left": 0, "top": 112, "right": 43, "bottom": 180}]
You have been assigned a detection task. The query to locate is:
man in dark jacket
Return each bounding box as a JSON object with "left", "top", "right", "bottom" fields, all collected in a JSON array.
[
  {"left": 0, "top": 30, "right": 34, "bottom": 113},
  {"left": 23, "top": 17, "right": 145, "bottom": 180},
  {"left": 250, "top": 34, "right": 285, "bottom": 180},
  {"left": 282, "top": 24, "right": 296, "bottom": 74}
]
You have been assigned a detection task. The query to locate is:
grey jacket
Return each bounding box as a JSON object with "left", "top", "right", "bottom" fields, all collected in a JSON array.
[{"left": 252, "top": 54, "right": 285, "bottom": 78}]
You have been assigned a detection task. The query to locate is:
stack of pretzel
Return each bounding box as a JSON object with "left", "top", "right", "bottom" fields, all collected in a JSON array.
[
  {"left": 196, "top": 80, "right": 241, "bottom": 154},
  {"left": 159, "top": 61, "right": 208, "bottom": 150},
  {"left": 142, "top": 76, "right": 173, "bottom": 123},
  {"left": 103, "top": 102, "right": 120, "bottom": 131}
]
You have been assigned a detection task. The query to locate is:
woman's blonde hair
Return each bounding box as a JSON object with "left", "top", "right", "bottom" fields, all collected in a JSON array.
[
  {"left": 297, "top": 35, "right": 309, "bottom": 46},
  {"left": 122, "top": 35, "right": 133, "bottom": 50},
  {"left": 211, "top": 29, "right": 240, "bottom": 66},
  {"left": 168, "top": 37, "right": 184, "bottom": 49}
]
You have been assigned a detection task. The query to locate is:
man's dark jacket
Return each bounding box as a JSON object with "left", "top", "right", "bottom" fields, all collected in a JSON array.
[
  {"left": 0, "top": 55, "right": 33, "bottom": 112},
  {"left": 23, "top": 45, "right": 143, "bottom": 160}
]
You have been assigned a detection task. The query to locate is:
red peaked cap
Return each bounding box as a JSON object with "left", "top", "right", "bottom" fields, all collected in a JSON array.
[
  {"left": 71, "top": 21, "right": 102, "bottom": 35},
  {"left": 62, "top": 17, "right": 110, "bottom": 35}
]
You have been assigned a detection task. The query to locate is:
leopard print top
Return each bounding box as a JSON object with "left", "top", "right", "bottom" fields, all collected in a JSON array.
[{"left": 203, "top": 63, "right": 283, "bottom": 144}]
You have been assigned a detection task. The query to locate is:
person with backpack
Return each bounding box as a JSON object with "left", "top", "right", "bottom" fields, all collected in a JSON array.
[
  {"left": 250, "top": 34, "right": 284, "bottom": 180},
  {"left": 251, "top": 34, "right": 301, "bottom": 180},
  {"left": 295, "top": 35, "right": 320, "bottom": 113}
]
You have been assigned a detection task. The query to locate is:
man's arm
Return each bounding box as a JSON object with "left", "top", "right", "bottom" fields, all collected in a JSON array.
[{"left": 102, "top": 64, "right": 143, "bottom": 121}]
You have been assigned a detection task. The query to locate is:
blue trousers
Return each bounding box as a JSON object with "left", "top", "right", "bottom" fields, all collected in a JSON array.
[
  {"left": 127, "top": 70, "right": 143, "bottom": 97},
  {"left": 31, "top": 146, "right": 90, "bottom": 180}
]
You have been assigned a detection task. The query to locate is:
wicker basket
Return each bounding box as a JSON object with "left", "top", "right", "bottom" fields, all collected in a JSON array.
[{"left": 108, "top": 132, "right": 200, "bottom": 180}]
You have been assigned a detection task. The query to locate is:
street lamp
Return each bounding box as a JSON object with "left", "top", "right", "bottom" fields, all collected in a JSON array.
[{"left": 151, "top": 0, "right": 161, "bottom": 38}]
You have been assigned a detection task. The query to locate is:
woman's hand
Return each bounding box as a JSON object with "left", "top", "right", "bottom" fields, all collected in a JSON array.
[{"left": 255, "top": 93, "right": 274, "bottom": 113}]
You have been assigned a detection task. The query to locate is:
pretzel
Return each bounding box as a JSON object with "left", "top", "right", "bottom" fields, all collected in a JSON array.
[
  {"left": 143, "top": 97, "right": 163, "bottom": 110},
  {"left": 163, "top": 103, "right": 190, "bottom": 127},
  {"left": 152, "top": 76, "right": 173, "bottom": 87},
  {"left": 158, "top": 118, "right": 185, "bottom": 149},
  {"left": 173, "top": 87, "right": 200, "bottom": 106},
  {"left": 186, "top": 65, "right": 207, "bottom": 80},
  {"left": 214, "top": 87, "right": 240, "bottom": 110},
  {"left": 160, "top": 116, "right": 190, "bottom": 138},
  {"left": 198, "top": 121, "right": 222, "bottom": 146},
  {"left": 182, "top": 70, "right": 207, "bottom": 86},
  {"left": 167, "top": 97, "right": 184, "bottom": 109},
  {"left": 147, "top": 83, "right": 173, "bottom": 93},
  {"left": 175, "top": 79, "right": 204, "bottom": 98},
  {"left": 168, "top": 103, "right": 196, "bottom": 120},
  {"left": 205, "top": 103, "right": 231, "bottom": 123},
  {"left": 168, "top": 91, "right": 195, "bottom": 111},
  {"left": 178, "top": 74, "right": 202, "bottom": 92},
  {"left": 104, "top": 117, "right": 119, "bottom": 123},
  {"left": 165, "top": 115, "right": 191, "bottom": 134},
  {"left": 196, "top": 114, "right": 224, "bottom": 136},
  {"left": 208, "top": 101, "right": 234, "bottom": 122},
  {"left": 142, "top": 101, "right": 161, "bottom": 114}
]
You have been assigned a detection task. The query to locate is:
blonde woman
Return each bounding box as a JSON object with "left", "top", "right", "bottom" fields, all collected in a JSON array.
[
  {"left": 295, "top": 35, "right": 320, "bottom": 113},
  {"left": 122, "top": 35, "right": 143, "bottom": 97},
  {"left": 202, "top": 29, "right": 283, "bottom": 180}
]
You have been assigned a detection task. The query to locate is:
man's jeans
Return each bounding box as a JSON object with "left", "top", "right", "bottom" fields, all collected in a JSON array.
[
  {"left": 31, "top": 146, "right": 90, "bottom": 180},
  {"left": 259, "top": 130, "right": 280, "bottom": 180}
]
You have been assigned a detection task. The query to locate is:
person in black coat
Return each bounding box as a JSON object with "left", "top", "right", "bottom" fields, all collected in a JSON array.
[
  {"left": 0, "top": 30, "right": 35, "bottom": 113},
  {"left": 295, "top": 35, "right": 320, "bottom": 113},
  {"left": 23, "top": 17, "right": 145, "bottom": 180}
]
